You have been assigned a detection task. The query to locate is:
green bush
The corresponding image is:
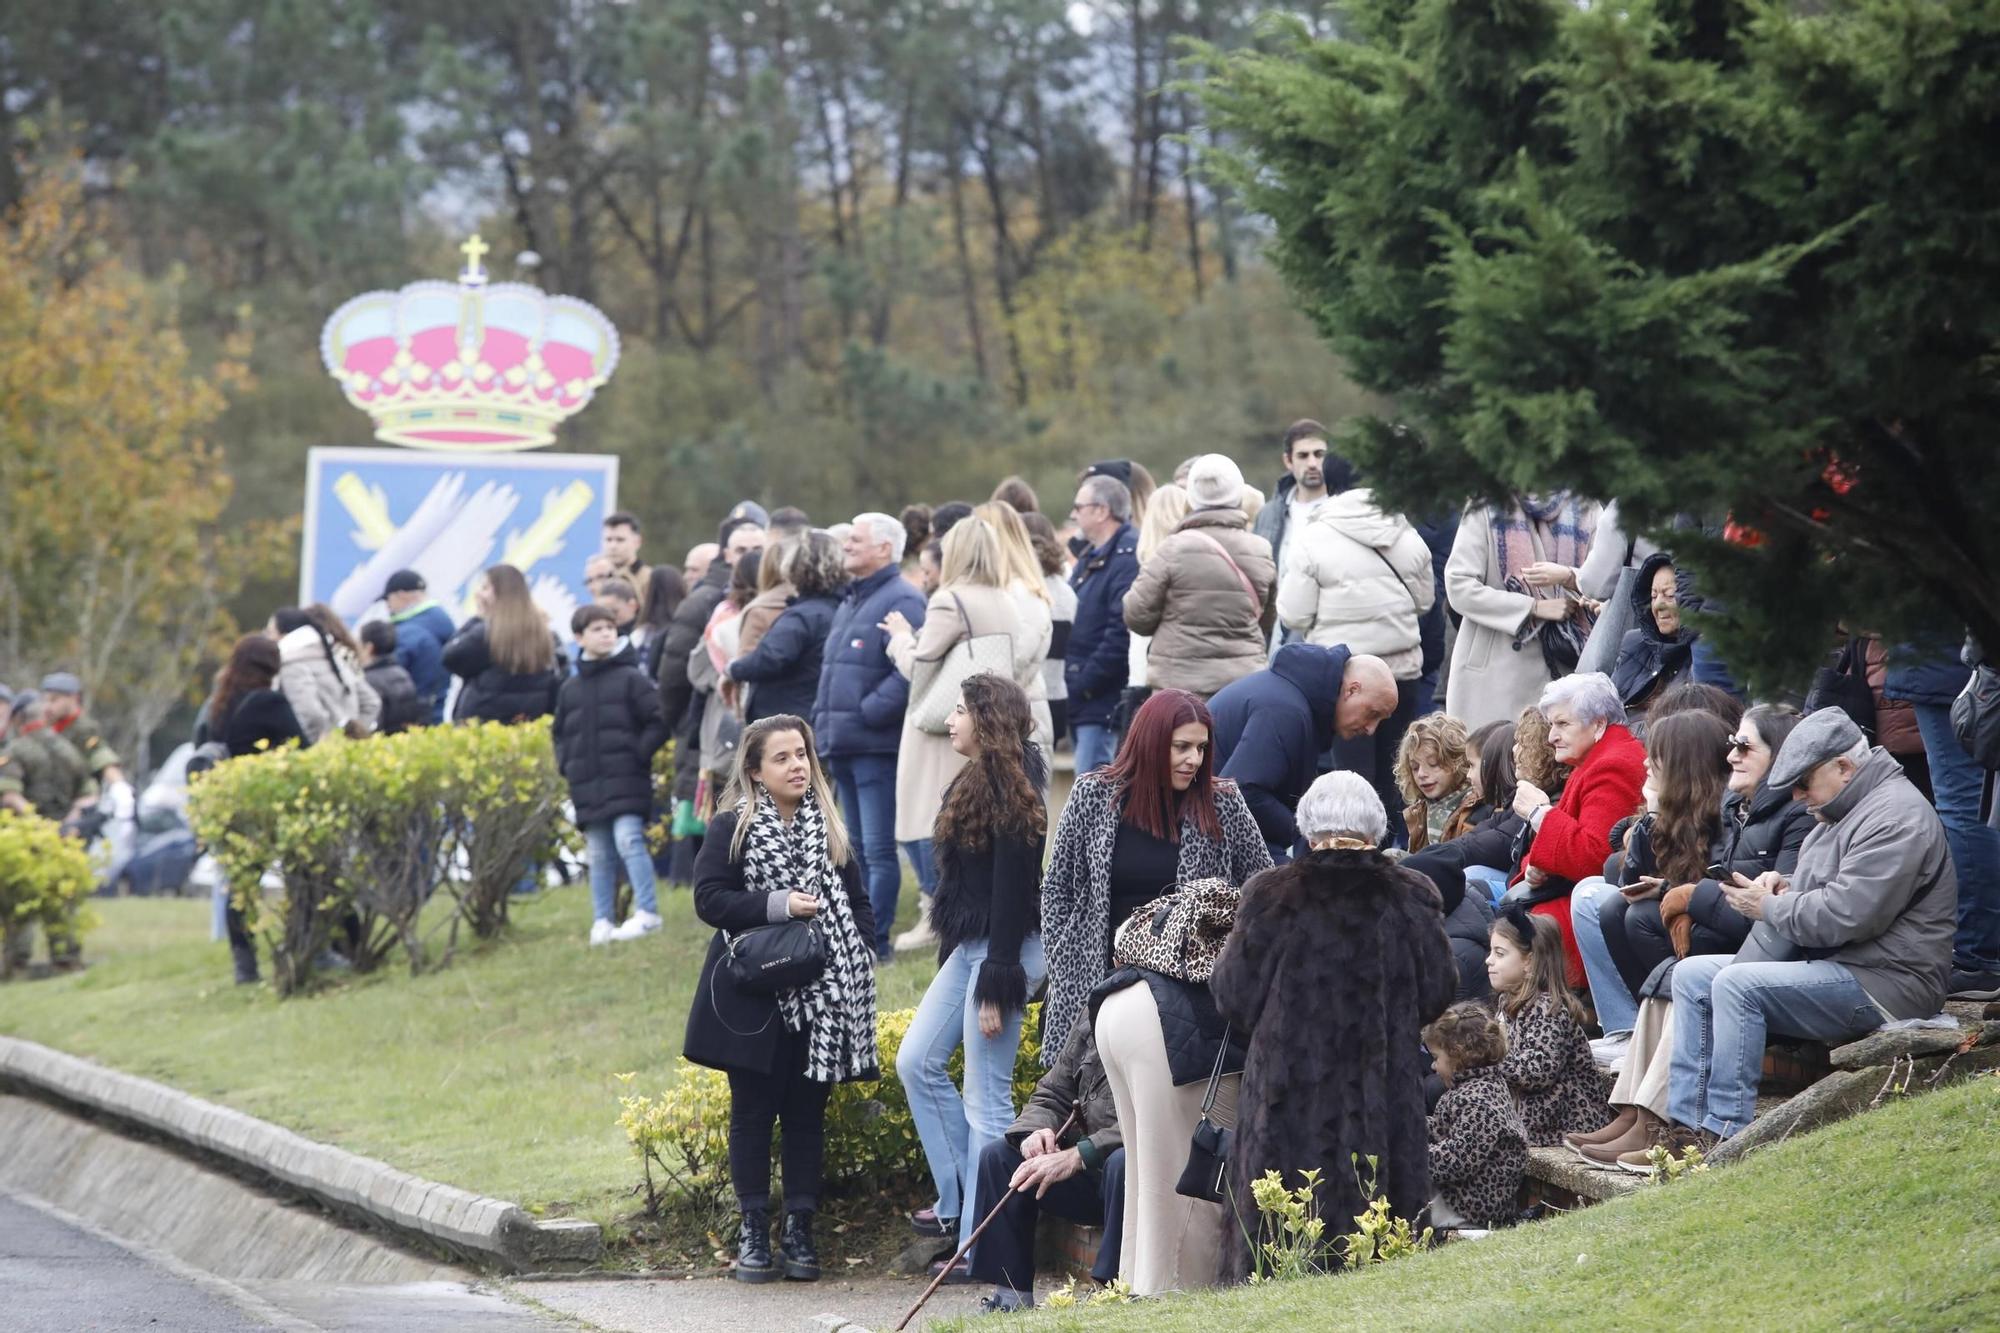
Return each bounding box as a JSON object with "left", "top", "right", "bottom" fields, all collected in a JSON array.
[
  {"left": 617, "top": 1003, "right": 1046, "bottom": 1217},
  {"left": 188, "top": 721, "right": 570, "bottom": 995},
  {"left": 0, "top": 811, "right": 97, "bottom": 977}
]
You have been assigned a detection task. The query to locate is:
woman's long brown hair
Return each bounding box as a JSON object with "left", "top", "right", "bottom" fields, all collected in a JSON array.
[
  {"left": 482, "top": 564, "right": 555, "bottom": 674},
  {"left": 934, "top": 673, "right": 1047, "bottom": 850},
  {"left": 1646, "top": 710, "right": 1732, "bottom": 885}
]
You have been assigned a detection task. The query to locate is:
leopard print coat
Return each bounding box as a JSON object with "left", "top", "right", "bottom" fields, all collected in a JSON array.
[
  {"left": 1038, "top": 770, "right": 1270, "bottom": 1066},
  {"left": 1427, "top": 1063, "right": 1527, "bottom": 1226},
  {"left": 1500, "top": 992, "right": 1615, "bottom": 1145}
]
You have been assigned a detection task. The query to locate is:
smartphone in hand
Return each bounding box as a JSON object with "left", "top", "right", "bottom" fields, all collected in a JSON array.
[{"left": 1621, "top": 875, "right": 1666, "bottom": 901}]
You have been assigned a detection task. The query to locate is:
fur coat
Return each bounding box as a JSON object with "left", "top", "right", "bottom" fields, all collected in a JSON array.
[{"left": 1210, "top": 849, "right": 1456, "bottom": 1282}]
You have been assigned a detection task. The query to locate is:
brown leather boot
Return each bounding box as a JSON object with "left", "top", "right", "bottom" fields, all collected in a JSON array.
[
  {"left": 1564, "top": 1105, "right": 1637, "bottom": 1151},
  {"left": 1615, "top": 1122, "right": 1719, "bottom": 1175},
  {"left": 1580, "top": 1108, "right": 1663, "bottom": 1164}
]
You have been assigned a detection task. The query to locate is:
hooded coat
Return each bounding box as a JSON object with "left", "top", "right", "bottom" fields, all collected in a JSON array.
[
  {"left": 552, "top": 643, "right": 670, "bottom": 825},
  {"left": 1610, "top": 552, "right": 1698, "bottom": 711},
  {"left": 1207, "top": 643, "right": 1348, "bottom": 850},
  {"left": 277, "top": 625, "right": 382, "bottom": 742},
  {"left": 1121, "top": 508, "right": 1277, "bottom": 698},
  {"left": 1277, "top": 489, "right": 1435, "bottom": 680},
  {"left": 1210, "top": 850, "right": 1456, "bottom": 1282}
]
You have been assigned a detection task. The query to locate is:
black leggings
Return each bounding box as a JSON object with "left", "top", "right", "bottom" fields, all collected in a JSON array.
[
  {"left": 1599, "top": 891, "right": 1675, "bottom": 998},
  {"left": 727, "top": 1025, "right": 831, "bottom": 1214}
]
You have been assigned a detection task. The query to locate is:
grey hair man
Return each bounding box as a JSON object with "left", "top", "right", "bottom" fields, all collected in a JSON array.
[
  {"left": 1665, "top": 707, "right": 1955, "bottom": 1147},
  {"left": 1064, "top": 475, "right": 1141, "bottom": 777}
]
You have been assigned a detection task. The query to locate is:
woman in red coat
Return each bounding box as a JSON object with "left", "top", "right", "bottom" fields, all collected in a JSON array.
[{"left": 1510, "top": 673, "right": 1647, "bottom": 987}]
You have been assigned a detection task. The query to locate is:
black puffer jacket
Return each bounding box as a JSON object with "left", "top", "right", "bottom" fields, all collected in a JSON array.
[
  {"left": 442, "top": 618, "right": 565, "bottom": 724},
  {"left": 1611, "top": 552, "right": 1698, "bottom": 709},
  {"left": 364, "top": 660, "right": 425, "bottom": 735},
  {"left": 553, "top": 643, "right": 669, "bottom": 825},
  {"left": 1681, "top": 782, "right": 1815, "bottom": 954}
]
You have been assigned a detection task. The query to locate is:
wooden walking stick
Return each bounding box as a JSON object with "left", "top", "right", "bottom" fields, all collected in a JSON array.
[{"left": 894, "top": 1103, "right": 1084, "bottom": 1331}]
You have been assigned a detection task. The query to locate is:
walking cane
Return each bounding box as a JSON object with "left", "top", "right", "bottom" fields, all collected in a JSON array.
[{"left": 894, "top": 1103, "right": 1084, "bottom": 1332}]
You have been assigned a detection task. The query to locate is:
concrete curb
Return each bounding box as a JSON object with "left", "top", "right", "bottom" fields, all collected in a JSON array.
[{"left": 0, "top": 1036, "right": 601, "bottom": 1273}]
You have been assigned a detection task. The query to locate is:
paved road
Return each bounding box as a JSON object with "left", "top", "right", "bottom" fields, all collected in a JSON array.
[{"left": 0, "top": 1192, "right": 275, "bottom": 1331}]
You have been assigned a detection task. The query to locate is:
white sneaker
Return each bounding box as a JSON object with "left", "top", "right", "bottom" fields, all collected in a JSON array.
[
  {"left": 1590, "top": 1032, "right": 1632, "bottom": 1070},
  {"left": 893, "top": 898, "right": 937, "bottom": 954},
  {"left": 589, "top": 918, "right": 616, "bottom": 947},
  {"left": 609, "top": 910, "right": 663, "bottom": 942}
]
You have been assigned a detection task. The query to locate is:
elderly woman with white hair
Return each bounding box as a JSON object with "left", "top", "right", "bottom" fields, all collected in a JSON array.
[
  {"left": 1506, "top": 672, "right": 1648, "bottom": 989},
  {"left": 1210, "top": 771, "right": 1456, "bottom": 1283}
]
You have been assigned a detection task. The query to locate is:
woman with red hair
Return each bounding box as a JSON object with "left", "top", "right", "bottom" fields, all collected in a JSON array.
[{"left": 1039, "top": 689, "right": 1270, "bottom": 1067}]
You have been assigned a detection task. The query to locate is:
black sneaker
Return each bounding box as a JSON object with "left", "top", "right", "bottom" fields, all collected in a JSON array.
[
  {"left": 979, "top": 1292, "right": 1032, "bottom": 1314},
  {"left": 779, "top": 1209, "right": 820, "bottom": 1282},
  {"left": 1948, "top": 968, "right": 2000, "bottom": 1001},
  {"left": 734, "top": 1209, "right": 778, "bottom": 1284}
]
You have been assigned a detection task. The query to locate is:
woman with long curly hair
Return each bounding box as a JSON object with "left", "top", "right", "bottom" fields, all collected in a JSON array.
[{"left": 896, "top": 673, "right": 1050, "bottom": 1277}]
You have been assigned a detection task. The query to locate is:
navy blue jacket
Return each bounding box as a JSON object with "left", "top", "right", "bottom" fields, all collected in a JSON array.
[
  {"left": 1209, "top": 642, "right": 1350, "bottom": 849},
  {"left": 812, "top": 565, "right": 927, "bottom": 758},
  {"left": 390, "top": 601, "right": 456, "bottom": 724},
  {"left": 1065, "top": 522, "right": 1139, "bottom": 729},
  {"left": 729, "top": 592, "right": 841, "bottom": 725},
  {"left": 1883, "top": 639, "right": 1972, "bottom": 708}
]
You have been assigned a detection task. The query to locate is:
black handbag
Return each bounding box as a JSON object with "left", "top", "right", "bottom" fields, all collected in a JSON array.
[
  {"left": 722, "top": 917, "right": 827, "bottom": 996},
  {"left": 1951, "top": 661, "right": 2000, "bottom": 769},
  {"left": 1806, "top": 638, "right": 1877, "bottom": 740},
  {"left": 1175, "top": 1033, "right": 1236, "bottom": 1204}
]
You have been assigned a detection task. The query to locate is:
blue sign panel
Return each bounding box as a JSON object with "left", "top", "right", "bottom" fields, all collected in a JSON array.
[{"left": 301, "top": 446, "right": 620, "bottom": 639}]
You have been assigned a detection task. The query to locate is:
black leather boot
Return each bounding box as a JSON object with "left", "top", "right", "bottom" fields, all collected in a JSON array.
[
  {"left": 780, "top": 1209, "right": 820, "bottom": 1281},
  {"left": 734, "top": 1208, "right": 777, "bottom": 1284}
]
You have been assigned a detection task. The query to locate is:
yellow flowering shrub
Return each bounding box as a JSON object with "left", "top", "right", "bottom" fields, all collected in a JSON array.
[{"left": 0, "top": 811, "right": 98, "bottom": 976}]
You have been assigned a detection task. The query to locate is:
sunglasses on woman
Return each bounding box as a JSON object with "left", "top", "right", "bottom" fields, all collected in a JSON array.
[{"left": 1726, "top": 735, "right": 1754, "bottom": 754}]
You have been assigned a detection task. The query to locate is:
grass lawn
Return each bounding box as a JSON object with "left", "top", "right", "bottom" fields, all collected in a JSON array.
[
  {"left": 942, "top": 1075, "right": 2000, "bottom": 1331},
  {"left": 0, "top": 884, "right": 939, "bottom": 1239}
]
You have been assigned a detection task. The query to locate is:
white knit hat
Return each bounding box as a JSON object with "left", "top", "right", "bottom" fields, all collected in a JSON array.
[{"left": 1186, "top": 454, "right": 1245, "bottom": 511}]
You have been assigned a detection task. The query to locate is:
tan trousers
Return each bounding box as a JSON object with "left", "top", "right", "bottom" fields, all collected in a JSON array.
[
  {"left": 1609, "top": 996, "right": 1674, "bottom": 1121},
  {"left": 1095, "top": 982, "right": 1237, "bottom": 1296}
]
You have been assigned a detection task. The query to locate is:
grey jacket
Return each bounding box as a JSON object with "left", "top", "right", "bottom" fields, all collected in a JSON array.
[{"left": 1761, "top": 748, "right": 1954, "bottom": 1020}]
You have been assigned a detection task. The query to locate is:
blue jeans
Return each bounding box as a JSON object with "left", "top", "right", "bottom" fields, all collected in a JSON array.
[
  {"left": 904, "top": 837, "right": 938, "bottom": 899},
  {"left": 1667, "top": 955, "right": 1882, "bottom": 1138},
  {"left": 896, "top": 935, "right": 1048, "bottom": 1238},
  {"left": 1464, "top": 866, "right": 1511, "bottom": 910},
  {"left": 1913, "top": 702, "right": 2000, "bottom": 972},
  {"left": 586, "top": 814, "right": 658, "bottom": 922},
  {"left": 1072, "top": 723, "right": 1117, "bottom": 778},
  {"left": 832, "top": 754, "right": 902, "bottom": 956},
  {"left": 1570, "top": 878, "right": 1637, "bottom": 1035}
]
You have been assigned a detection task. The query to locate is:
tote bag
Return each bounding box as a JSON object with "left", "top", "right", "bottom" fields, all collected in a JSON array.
[
  {"left": 907, "top": 593, "right": 1016, "bottom": 734},
  {"left": 1576, "top": 539, "right": 1639, "bottom": 678}
]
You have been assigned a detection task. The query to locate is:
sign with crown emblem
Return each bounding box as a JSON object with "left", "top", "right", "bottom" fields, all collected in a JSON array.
[{"left": 320, "top": 235, "right": 622, "bottom": 451}]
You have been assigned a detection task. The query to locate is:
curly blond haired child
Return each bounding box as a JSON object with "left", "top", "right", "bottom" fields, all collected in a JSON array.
[{"left": 1395, "top": 713, "right": 1477, "bottom": 850}]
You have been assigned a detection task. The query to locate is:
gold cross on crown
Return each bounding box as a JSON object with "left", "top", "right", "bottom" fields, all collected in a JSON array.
[{"left": 459, "top": 233, "right": 490, "bottom": 283}]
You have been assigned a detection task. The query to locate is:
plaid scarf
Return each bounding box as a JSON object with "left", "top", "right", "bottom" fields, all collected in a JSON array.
[
  {"left": 737, "top": 786, "right": 879, "bottom": 1083},
  {"left": 1493, "top": 493, "right": 1594, "bottom": 586}
]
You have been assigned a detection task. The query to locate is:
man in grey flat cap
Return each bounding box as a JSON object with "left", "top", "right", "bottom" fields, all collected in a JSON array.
[{"left": 1660, "top": 706, "right": 1955, "bottom": 1148}]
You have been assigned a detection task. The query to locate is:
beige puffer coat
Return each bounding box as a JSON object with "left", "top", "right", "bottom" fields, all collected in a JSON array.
[
  {"left": 1121, "top": 509, "right": 1277, "bottom": 699},
  {"left": 1277, "top": 488, "right": 1435, "bottom": 680},
  {"left": 277, "top": 625, "right": 381, "bottom": 743}
]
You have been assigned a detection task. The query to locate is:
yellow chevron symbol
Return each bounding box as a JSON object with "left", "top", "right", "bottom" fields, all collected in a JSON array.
[
  {"left": 332, "top": 472, "right": 398, "bottom": 550},
  {"left": 501, "top": 480, "right": 596, "bottom": 572}
]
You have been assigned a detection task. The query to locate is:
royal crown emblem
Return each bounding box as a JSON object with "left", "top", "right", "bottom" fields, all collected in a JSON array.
[{"left": 319, "top": 235, "right": 621, "bottom": 451}]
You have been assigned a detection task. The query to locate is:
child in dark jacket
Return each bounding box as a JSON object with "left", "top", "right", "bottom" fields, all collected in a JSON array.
[
  {"left": 1488, "top": 908, "right": 1614, "bottom": 1145},
  {"left": 554, "top": 605, "right": 670, "bottom": 946},
  {"left": 1424, "top": 1002, "right": 1527, "bottom": 1229},
  {"left": 359, "top": 621, "right": 426, "bottom": 734}
]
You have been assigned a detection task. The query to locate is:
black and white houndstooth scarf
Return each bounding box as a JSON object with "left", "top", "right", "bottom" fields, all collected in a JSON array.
[{"left": 738, "top": 786, "right": 879, "bottom": 1083}]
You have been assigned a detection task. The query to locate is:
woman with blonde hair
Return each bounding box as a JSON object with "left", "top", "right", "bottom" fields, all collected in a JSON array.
[
  {"left": 441, "top": 564, "right": 564, "bottom": 723},
  {"left": 1117, "top": 485, "right": 1191, "bottom": 735},
  {"left": 736, "top": 534, "right": 800, "bottom": 661},
  {"left": 683, "top": 715, "right": 879, "bottom": 1285},
  {"left": 882, "top": 518, "right": 1047, "bottom": 951},
  {"left": 974, "top": 500, "right": 1055, "bottom": 746}
]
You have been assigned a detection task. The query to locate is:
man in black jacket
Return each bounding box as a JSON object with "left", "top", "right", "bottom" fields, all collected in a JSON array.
[{"left": 964, "top": 1015, "right": 1124, "bottom": 1311}]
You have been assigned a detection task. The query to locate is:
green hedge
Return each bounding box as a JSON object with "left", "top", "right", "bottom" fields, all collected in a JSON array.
[
  {"left": 617, "top": 1003, "right": 1046, "bottom": 1219},
  {"left": 0, "top": 811, "right": 96, "bottom": 976},
  {"left": 187, "top": 721, "right": 574, "bottom": 994}
]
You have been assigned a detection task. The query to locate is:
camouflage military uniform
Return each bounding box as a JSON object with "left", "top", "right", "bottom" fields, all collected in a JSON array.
[{"left": 0, "top": 724, "right": 96, "bottom": 966}]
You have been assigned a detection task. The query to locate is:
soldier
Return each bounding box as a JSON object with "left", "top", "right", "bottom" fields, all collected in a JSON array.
[
  {"left": 0, "top": 691, "right": 97, "bottom": 970},
  {"left": 36, "top": 671, "right": 125, "bottom": 790}
]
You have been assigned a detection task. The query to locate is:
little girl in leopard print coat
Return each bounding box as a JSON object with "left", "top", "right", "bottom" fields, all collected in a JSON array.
[
  {"left": 1424, "top": 1002, "right": 1528, "bottom": 1228},
  {"left": 1489, "top": 909, "right": 1614, "bottom": 1146}
]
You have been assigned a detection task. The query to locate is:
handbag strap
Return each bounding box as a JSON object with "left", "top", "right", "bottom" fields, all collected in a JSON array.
[
  {"left": 950, "top": 591, "right": 980, "bottom": 639},
  {"left": 1367, "top": 544, "right": 1421, "bottom": 614},
  {"left": 1185, "top": 531, "right": 1261, "bottom": 616},
  {"left": 1198, "top": 1026, "right": 1232, "bottom": 1117}
]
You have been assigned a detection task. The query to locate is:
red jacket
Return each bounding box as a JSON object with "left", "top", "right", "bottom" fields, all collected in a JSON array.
[{"left": 1525, "top": 724, "right": 1646, "bottom": 884}]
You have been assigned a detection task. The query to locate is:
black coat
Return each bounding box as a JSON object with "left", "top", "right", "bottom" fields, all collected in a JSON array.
[
  {"left": 1611, "top": 552, "right": 1698, "bottom": 708},
  {"left": 681, "top": 809, "right": 879, "bottom": 1080},
  {"left": 1682, "top": 782, "right": 1815, "bottom": 955},
  {"left": 215, "top": 689, "right": 306, "bottom": 758},
  {"left": 1425, "top": 804, "right": 1528, "bottom": 879},
  {"left": 552, "top": 644, "right": 670, "bottom": 825},
  {"left": 728, "top": 591, "right": 840, "bottom": 725},
  {"left": 658, "top": 560, "right": 731, "bottom": 733},
  {"left": 442, "top": 618, "right": 564, "bottom": 724},
  {"left": 364, "top": 660, "right": 426, "bottom": 734},
  {"left": 1211, "top": 850, "right": 1454, "bottom": 1282}
]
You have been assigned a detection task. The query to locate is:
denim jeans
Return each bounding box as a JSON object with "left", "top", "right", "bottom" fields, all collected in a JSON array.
[
  {"left": 1570, "top": 877, "right": 1637, "bottom": 1035},
  {"left": 904, "top": 837, "right": 938, "bottom": 899},
  {"left": 585, "top": 814, "right": 658, "bottom": 923},
  {"left": 832, "top": 754, "right": 902, "bottom": 956},
  {"left": 1463, "top": 866, "right": 1511, "bottom": 910},
  {"left": 1913, "top": 702, "right": 2000, "bottom": 972},
  {"left": 1072, "top": 723, "right": 1118, "bottom": 778},
  {"left": 1667, "top": 954, "right": 1882, "bottom": 1137},
  {"left": 896, "top": 935, "right": 1048, "bottom": 1239}
]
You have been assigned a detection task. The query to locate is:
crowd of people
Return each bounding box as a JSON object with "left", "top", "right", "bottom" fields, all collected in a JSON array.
[{"left": 8, "top": 420, "right": 1998, "bottom": 1308}]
